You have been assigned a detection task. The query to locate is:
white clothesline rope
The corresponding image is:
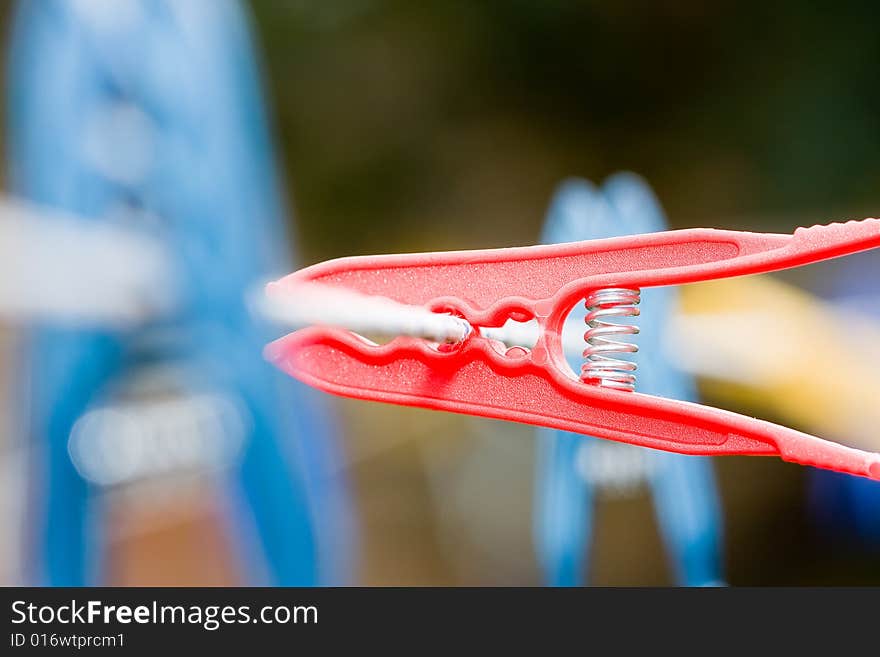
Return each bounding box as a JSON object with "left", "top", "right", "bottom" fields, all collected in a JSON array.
[
  {"left": 258, "top": 282, "right": 473, "bottom": 344},
  {"left": 258, "top": 281, "right": 588, "bottom": 354}
]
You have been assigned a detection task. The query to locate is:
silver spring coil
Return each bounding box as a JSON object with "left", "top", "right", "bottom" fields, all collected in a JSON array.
[{"left": 581, "top": 287, "right": 640, "bottom": 392}]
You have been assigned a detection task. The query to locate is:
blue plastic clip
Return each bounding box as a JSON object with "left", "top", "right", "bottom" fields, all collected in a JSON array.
[
  {"left": 7, "top": 0, "right": 352, "bottom": 585},
  {"left": 533, "top": 174, "right": 725, "bottom": 586}
]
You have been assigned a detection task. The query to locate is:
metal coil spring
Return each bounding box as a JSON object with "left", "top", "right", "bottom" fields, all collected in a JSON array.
[{"left": 581, "top": 287, "right": 640, "bottom": 392}]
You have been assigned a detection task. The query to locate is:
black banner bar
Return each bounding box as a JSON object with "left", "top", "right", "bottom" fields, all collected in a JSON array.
[{"left": 1, "top": 588, "right": 875, "bottom": 652}]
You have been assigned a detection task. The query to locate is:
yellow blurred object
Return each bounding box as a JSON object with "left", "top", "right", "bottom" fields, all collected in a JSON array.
[{"left": 673, "top": 275, "right": 880, "bottom": 452}]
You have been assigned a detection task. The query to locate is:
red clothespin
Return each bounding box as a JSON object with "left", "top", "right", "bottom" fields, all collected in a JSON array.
[{"left": 266, "top": 219, "right": 880, "bottom": 480}]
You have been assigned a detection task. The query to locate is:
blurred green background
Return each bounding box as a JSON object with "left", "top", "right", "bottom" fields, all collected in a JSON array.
[{"left": 253, "top": 0, "right": 880, "bottom": 262}]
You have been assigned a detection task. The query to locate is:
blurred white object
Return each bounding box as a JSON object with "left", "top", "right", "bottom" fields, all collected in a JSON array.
[
  {"left": 576, "top": 441, "right": 653, "bottom": 495},
  {"left": 68, "top": 390, "right": 247, "bottom": 487},
  {"left": 0, "top": 196, "right": 173, "bottom": 327}
]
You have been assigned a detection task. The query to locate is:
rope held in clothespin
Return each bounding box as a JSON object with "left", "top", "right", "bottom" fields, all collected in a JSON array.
[{"left": 257, "top": 281, "right": 473, "bottom": 344}]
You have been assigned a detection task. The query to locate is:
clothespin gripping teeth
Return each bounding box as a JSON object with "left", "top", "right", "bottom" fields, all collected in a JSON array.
[{"left": 266, "top": 219, "right": 880, "bottom": 481}]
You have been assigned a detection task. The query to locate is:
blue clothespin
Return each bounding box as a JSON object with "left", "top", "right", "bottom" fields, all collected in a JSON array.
[
  {"left": 533, "top": 173, "right": 724, "bottom": 586},
  {"left": 808, "top": 249, "right": 880, "bottom": 545},
  {"left": 7, "top": 0, "right": 352, "bottom": 585}
]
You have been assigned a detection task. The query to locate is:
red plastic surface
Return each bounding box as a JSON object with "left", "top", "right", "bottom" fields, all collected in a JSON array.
[{"left": 266, "top": 219, "right": 880, "bottom": 480}]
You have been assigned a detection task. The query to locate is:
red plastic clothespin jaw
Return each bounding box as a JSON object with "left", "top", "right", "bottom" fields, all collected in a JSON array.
[{"left": 266, "top": 219, "right": 880, "bottom": 480}]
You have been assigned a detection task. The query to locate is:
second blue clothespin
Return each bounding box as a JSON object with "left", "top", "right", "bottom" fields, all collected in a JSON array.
[{"left": 533, "top": 173, "right": 725, "bottom": 586}]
